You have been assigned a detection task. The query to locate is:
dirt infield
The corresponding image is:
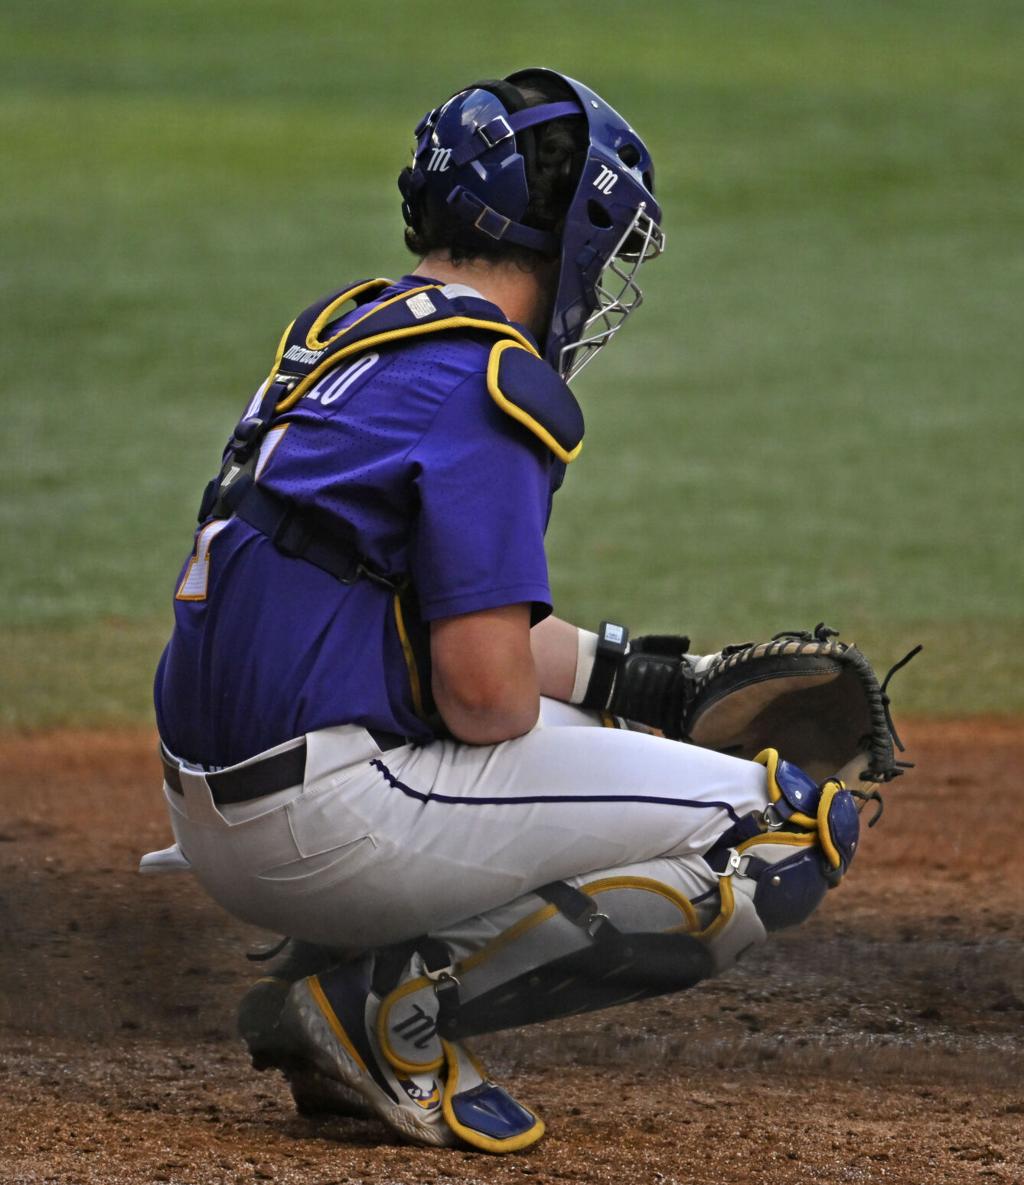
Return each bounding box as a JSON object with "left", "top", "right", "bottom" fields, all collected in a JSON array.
[{"left": 1, "top": 721, "right": 1022, "bottom": 1185}]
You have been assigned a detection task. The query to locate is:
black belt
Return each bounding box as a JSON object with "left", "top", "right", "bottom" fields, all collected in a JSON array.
[{"left": 162, "top": 729, "right": 407, "bottom": 806}]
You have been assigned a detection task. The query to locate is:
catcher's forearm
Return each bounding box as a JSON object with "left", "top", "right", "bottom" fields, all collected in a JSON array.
[{"left": 530, "top": 614, "right": 584, "bottom": 702}]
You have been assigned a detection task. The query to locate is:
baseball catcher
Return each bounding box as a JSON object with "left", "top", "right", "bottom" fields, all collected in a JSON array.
[{"left": 151, "top": 68, "right": 915, "bottom": 1153}]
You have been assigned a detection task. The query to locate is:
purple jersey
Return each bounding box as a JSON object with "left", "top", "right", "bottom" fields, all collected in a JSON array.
[{"left": 155, "top": 277, "right": 562, "bottom": 766}]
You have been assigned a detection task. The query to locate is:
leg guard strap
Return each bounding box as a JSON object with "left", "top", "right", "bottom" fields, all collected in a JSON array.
[{"left": 534, "top": 880, "right": 618, "bottom": 940}]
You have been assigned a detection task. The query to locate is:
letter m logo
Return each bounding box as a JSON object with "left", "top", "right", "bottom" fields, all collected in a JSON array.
[
  {"left": 392, "top": 1004, "right": 438, "bottom": 1050},
  {"left": 593, "top": 165, "right": 619, "bottom": 195},
  {"left": 427, "top": 147, "right": 452, "bottom": 173}
]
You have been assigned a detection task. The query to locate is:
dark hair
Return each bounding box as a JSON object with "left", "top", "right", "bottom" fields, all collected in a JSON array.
[{"left": 402, "top": 72, "right": 587, "bottom": 268}]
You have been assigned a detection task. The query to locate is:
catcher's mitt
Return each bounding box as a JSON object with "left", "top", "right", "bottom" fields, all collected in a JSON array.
[{"left": 682, "top": 624, "right": 919, "bottom": 810}]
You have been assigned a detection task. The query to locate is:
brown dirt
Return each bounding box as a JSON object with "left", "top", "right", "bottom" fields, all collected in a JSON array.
[{"left": 1, "top": 720, "right": 1022, "bottom": 1185}]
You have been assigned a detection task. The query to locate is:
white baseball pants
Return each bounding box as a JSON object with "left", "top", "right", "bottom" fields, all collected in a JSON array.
[{"left": 163, "top": 700, "right": 769, "bottom": 949}]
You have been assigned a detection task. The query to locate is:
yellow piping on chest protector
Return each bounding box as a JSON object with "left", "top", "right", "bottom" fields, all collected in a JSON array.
[
  {"left": 268, "top": 315, "right": 538, "bottom": 414},
  {"left": 305, "top": 278, "right": 397, "bottom": 349},
  {"left": 269, "top": 320, "right": 295, "bottom": 377},
  {"left": 393, "top": 594, "right": 425, "bottom": 718},
  {"left": 486, "top": 339, "right": 581, "bottom": 464}
]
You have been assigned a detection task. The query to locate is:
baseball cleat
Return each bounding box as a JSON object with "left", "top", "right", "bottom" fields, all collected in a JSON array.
[
  {"left": 285, "top": 1066, "right": 375, "bottom": 1118},
  {"left": 279, "top": 958, "right": 456, "bottom": 1147},
  {"left": 237, "top": 973, "right": 372, "bottom": 1118},
  {"left": 238, "top": 974, "right": 300, "bottom": 1070}
]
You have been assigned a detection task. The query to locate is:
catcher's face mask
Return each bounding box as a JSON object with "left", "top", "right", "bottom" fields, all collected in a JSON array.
[
  {"left": 509, "top": 68, "right": 665, "bottom": 381},
  {"left": 553, "top": 198, "right": 664, "bottom": 381}
]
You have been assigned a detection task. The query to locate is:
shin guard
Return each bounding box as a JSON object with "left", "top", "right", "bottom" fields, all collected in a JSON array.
[{"left": 378, "top": 873, "right": 714, "bottom": 1058}]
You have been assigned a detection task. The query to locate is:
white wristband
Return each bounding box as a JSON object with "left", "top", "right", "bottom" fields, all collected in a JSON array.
[{"left": 569, "top": 629, "right": 600, "bottom": 705}]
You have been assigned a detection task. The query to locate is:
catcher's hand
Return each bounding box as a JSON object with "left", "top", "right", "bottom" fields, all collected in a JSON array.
[{"left": 680, "top": 624, "right": 920, "bottom": 800}]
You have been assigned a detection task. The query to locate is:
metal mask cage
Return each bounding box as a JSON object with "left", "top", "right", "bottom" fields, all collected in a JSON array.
[{"left": 557, "top": 203, "right": 665, "bottom": 381}]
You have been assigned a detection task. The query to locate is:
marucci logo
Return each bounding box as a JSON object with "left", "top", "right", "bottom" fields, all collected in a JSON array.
[
  {"left": 593, "top": 165, "right": 619, "bottom": 195},
  {"left": 284, "top": 344, "right": 328, "bottom": 365},
  {"left": 392, "top": 1004, "right": 438, "bottom": 1050},
  {"left": 426, "top": 146, "right": 452, "bottom": 172}
]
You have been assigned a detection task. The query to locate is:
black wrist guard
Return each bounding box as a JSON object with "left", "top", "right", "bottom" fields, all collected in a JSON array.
[
  {"left": 582, "top": 628, "right": 696, "bottom": 739},
  {"left": 581, "top": 621, "right": 630, "bottom": 711}
]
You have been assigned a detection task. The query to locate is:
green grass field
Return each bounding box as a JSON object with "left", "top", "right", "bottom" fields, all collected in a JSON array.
[{"left": 2, "top": 0, "right": 1022, "bottom": 729}]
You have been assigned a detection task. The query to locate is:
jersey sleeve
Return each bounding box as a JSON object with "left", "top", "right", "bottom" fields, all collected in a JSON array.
[{"left": 408, "top": 370, "right": 554, "bottom": 624}]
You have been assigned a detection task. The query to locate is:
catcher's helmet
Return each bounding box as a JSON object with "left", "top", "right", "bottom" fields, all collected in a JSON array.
[{"left": 398, "top": 68, "right": 664, "bottom": 380}]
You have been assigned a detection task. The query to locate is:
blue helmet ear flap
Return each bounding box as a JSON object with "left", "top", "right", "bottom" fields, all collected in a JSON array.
[
  {"left": 469, "top": 78, "right": 538, "bottom": 180},
  {"left": 398, "top": 165, "right": 426, "bottom": 232},
  {"left": 400, "top": 81, "right": 527, "bottom": 240},
  {"left": 399, "top": 77, "right": 583, "bottom": 256},
  {"left": 444, "top": 76, "right": 555, "bottom": 202},
  {"left": 468, "top": 78, "right": 526, "bottom": 113}
]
